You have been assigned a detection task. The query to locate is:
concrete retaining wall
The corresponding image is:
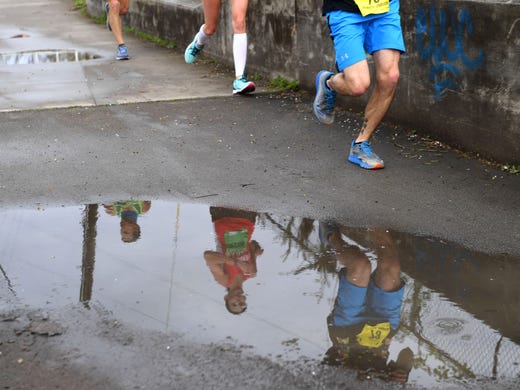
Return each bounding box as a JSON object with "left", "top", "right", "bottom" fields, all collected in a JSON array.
[{"left": 87, "top": 0, "right": 520, "bottom": 165}]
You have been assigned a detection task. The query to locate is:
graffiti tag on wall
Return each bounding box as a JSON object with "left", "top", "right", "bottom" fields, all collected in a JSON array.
[{"left": 415, "top": 3, "right": 484, "bottom": 101}]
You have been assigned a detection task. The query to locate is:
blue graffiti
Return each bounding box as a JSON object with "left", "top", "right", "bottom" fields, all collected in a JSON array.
[{"left": 415, "top": 4, "right": 484, "bottom": 101}]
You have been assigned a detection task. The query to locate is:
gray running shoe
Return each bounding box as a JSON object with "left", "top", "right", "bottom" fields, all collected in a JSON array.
[
  {"left": 348, "top": 141, "right": 384, "bottom": 169},
  {"left": 116, "top": 44, "right": 129, "bottom": 60},
  {"left": 313, "top": 70, "right": 336, "bottom": 125}
]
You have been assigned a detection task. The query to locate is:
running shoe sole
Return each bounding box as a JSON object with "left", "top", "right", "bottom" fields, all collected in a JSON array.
[
  {"left": 233, "top": 82, "right": 256, "bottom": 95},
  {"left": 348, "top": 155, "right": 384, "bottom": 170}
]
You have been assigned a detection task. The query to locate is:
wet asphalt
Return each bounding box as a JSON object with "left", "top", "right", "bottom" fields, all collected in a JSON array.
[
  {"left": 1, "top": 0, "right": 519, "bottom": 255},
  {"left": 1, "top": 1, "right": 519, "bottom": 389}
]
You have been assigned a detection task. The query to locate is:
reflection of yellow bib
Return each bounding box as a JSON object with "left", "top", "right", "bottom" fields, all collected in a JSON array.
[
  {"left": 354, "top": 0, "right": 390, "bottom": 17},
  {"left": 356, "top": 322, "right": 391, "bottom": 348}
]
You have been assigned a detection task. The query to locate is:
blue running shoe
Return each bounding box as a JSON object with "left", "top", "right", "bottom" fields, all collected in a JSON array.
[
  {"left": 313, "top": 70, "right": 336, "bottom": 125},
  {"left": 184, "top": 35, "right": 203, "bottom": 64},
  {"left": 116, "top": 44, "right": 129, "bottom": 60},
  {"left": 233, "top": 76, "right": 256, "bottom": 95},
  {"left": 348, "top": 141, "right": 384, "bottom": 169},
  {"left": 105, "top": 2, "right": 111, "bottom": 31}
]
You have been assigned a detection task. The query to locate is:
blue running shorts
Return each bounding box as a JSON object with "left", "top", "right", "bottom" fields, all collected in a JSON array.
[
  {"left": 332, "top": 268, "right": 405, "bottom": 329},
  {"left": 326, "top": 0, "right": 405, "bottom": 71}
]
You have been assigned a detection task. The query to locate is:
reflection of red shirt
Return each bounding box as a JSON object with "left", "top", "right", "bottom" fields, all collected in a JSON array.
[{"left": 214, "top": 217, "right": 255, "bottom": 287}]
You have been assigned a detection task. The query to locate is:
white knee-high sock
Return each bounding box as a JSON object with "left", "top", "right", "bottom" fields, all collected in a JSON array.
[
  {"left": 197, "top": 25, "right": 210, "bottom": 47},
  {"left": 233, "top": 33, "right": 247, "bottom": 79}
]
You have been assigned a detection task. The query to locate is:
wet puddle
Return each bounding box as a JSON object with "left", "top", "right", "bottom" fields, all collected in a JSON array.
[
  {"left": 1, "top": 200, "right": 519, "bottom": 387},
  {"left": 0, "top": 49, "right": 101, "bottom": 65}
]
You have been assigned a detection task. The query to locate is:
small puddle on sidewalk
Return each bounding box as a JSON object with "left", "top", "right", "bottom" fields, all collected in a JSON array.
[
  {"left": 0, "top": 49, "right": 101, "bottom": 65},
  {"left": 0, "top": 200, "right": 519, "bottom": 387}
]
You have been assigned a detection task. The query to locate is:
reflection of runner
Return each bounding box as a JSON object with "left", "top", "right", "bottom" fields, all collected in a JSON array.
[
  {"left": 320, "top": 222, "right": 413, "bottom": 383},
  {"left": 103, "top": 200, "right": 151, "bottom": 243},
  {"left": 204, "top": 207, "right": 263, "bottom": 314}
]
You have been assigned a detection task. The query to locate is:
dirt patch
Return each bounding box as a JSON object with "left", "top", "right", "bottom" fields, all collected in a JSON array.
[{"left": 0, "top": 304, "right": 327, "bottom": 390}]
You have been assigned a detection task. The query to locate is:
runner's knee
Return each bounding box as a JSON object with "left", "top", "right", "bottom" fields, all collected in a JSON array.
[
  {"left": 378, "top": 68, "right": 400, "bottom": 90},
  {"left": 232, "top": 18, "right": 246, "bottom": 33}
]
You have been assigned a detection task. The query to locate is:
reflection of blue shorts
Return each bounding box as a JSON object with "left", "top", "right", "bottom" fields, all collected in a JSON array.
[
  {"left": 332, "top": 268, "right": 405, "bottom": 329},
  {"left": 326, "top": 0, "right": 405, "bottom": 71}
]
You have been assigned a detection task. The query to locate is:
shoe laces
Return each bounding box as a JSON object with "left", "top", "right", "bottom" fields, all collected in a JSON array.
[
  {"left": 358, "top": 141, "right": 375, "bottom": 156},
  {"left": 324, "top": 90, "right": 336, "bottom": 111},
  {"left": 189, "top": 45, "right": 202, "bottom": 56}
]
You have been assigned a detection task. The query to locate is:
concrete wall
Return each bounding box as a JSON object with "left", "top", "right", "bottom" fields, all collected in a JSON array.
[{"left": 87, "top": 0, "right": 520, "bottom": 165}]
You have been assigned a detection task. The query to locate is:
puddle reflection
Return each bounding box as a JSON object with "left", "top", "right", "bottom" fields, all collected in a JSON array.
[
  {"left": 320, "top": 221, "right": 412, "bottom": 384},
  {"left": 103, "top": 200, "right": 152, "bottom": 243},
  {"left": 0, "top": 49, "right": 101, "bottom": 65},
  {"left": 1, "top": 200, "right": 519, "bottom": 387},
  {"left": 205, "top": 207, "right": 263, "bottom": 315}
]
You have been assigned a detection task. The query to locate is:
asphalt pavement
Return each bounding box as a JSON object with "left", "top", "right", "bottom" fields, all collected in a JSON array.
[
  {"left": 1, "top": 0, "right": 519, "bottom": 255},
  {"left": 1, "top": 1, "right": 520, "bottom": 389}
]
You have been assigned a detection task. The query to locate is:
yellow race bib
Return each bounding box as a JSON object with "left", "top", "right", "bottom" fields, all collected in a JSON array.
[
  {"left": 354, "top": 0, "right": 390, "bottom": 17},
  {"left": 356, "top": 322, "right": 391, "bottom": 348}
]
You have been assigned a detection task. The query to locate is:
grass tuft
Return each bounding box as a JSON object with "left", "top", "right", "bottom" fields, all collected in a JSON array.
[{"left": 268, "top": 76, "right": 299, "bottom": 91}]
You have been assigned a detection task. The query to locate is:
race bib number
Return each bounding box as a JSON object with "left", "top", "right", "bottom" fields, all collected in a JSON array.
[
  {"left": 356, "top": 322, "right": 391, "bottom": 348},
  {"left": 354, "top": 0, "right": 390, "bottom": 17}
]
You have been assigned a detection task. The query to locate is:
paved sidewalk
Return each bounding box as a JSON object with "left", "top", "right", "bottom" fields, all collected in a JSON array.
[
  {"left": 0, "top": 0, "right": 235, "bottom": 111},
  {"left": 0, "top": 0, "right": 519, "bottom": 258}
]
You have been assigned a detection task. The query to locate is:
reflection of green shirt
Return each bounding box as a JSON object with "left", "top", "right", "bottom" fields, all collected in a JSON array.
[
  {"left": 223, "top": 229, "right": 249, "bottom": 256},
  {"left": 112, "top": 201, "right": 145, "bottom": 217}
]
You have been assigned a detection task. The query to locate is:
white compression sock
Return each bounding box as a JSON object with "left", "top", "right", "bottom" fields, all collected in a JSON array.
[
  {"left": 197, "top": 25, "right": 210, "bottom": 47},
  {"left": 233, "top": 33, "right": 247, "bottom": 79}
]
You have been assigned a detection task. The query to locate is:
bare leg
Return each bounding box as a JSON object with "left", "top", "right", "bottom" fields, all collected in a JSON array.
[
  {"left": 230, "top": 0, "right": 248, "bottom": 33},
  {"left": 328, "top": 59, "right": 371, "bottom": 97},
  {"left": 367, "top": 228, "right": 401, "bottom": 292},
  {"left": 108, "top": 0, "right": 129, "bottom": 45},
  {"left": 328, "top": 230, "right": 371, "bottom": 288},
  {"left": 328, "top": 49, "right": 400, "bottom": 142},
  {"left": 357, "top": 50, "right": 400, "bottom": 142},
  {"left": 202, "top": 0, "right": 222, "bottom": 35}
]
